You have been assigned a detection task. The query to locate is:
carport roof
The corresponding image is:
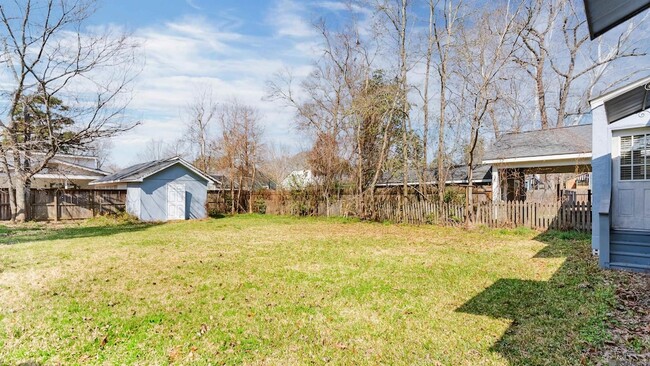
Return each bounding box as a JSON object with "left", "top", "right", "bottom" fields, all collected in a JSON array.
[
  {"left": 483, "top": 124, "right": 592, "bottom": 163},
  {"left": 90, "top": 157, "right": 218, "bottom": 186}
]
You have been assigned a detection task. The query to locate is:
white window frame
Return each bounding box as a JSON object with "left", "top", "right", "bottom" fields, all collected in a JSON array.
[{"left": 619, "top": 134, "right": 650, "bottom": 181}]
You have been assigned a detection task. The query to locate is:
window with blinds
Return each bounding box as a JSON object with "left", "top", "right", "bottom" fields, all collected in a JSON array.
[{"left": 620, "top": 134, "right": 650, "bottom": 180}]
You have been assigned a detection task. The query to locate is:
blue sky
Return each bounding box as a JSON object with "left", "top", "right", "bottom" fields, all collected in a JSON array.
[
  {"left": 2, "top": 0, "right": 647, "bottom": 167},
  {"left": 87, "top": 0, "right": 346, "bottom": 166}
]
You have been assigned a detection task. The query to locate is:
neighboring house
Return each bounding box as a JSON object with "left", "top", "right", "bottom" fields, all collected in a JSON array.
[
  {"left": 590, "top": 75, "right": 650, "bottom": 272},
  {"left": 0, "top": 153, "right": 108, "bottom": 189},
  {"left": 483, "top": 125, "right": 592, "bottom": 202},
  {"left": 281, "top": 170, "right": 316, "bottom": 190},
  {"left": 90, "top": 157, "right": 218, "bottom": 222}
]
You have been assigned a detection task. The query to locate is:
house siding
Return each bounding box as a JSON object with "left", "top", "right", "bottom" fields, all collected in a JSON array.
[
  {"left": 592, "top": 103, "right": 650, "bottom": 270},
  {"left": 137, "top": 163, "right": 208, "bottom": 222}
]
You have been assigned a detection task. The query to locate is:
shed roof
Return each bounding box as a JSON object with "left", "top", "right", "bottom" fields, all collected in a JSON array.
[
  {"left": 483, "top": 124, "right": 592, "bottom": 162},
  {"left": 90, "top": 157, "right": 217, "bottom": 186}
]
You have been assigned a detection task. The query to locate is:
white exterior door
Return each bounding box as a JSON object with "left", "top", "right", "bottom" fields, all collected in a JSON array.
[
  {"left": 167, "top": 183, "right": 186, "bottom": 220},
  {"left": 612, "top": 133, "right": 650, "bottom": 231}
]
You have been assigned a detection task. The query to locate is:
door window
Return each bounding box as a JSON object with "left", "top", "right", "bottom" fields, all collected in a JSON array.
[{"left": 620, "top": 134, "right": 650, "bottom": 180}]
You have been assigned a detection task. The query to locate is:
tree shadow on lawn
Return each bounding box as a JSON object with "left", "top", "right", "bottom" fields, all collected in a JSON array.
[
  {"left": 456, "top": 230, "right": 613, "bottom": 365},
  {"left": 0, "top": 221, "right": 160, "bottom": 246}
]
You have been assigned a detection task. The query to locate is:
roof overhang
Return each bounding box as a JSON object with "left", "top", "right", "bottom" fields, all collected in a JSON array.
[
  {"left": 583, "top": 0, "right": 650, "bottom": 39},
  {"left": 33, "top": 173, "right": 107, "bottom": 180},
  {"left": 484, "top": 153, "right": 592, "bottom": 169},
  {"left": 90, "top": 158, "right": 219, "bottom": 186},
  {"left": 590, "top": 76, "right": 650, "bottom": 124}
]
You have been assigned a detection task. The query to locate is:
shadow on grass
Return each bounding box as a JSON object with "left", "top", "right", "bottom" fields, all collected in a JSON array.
[
  {"left": 0, "top": 221, "right": 160, "bottom": 246},
  {"left": 456, "top": 230, "right": 612, "bottom": 365}
]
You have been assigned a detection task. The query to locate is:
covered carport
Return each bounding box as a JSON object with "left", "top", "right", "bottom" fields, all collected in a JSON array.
[{"left": 482, "top": 125, "right": 592, "bottom": 202}]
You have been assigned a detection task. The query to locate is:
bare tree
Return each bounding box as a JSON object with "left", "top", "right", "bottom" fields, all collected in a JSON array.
[
  {"left": 455, "top": 3, "right": 526, "bottom": 225},
  {"left": 0, "top": 0, "right": 140, "bottom": 221},
  {"left": 78, "top": 139, "right": 113, "bottom": 169},
  {"left": 267, "top": 20, "right": 370, "bottom": 213},
  {"left": 184, "top": 85, "right": 217, "bottom": 172},
  {"left": 514, "top": 0, "right": 646, "bottom": 129},
  {"left": 213, "top": 100, "right": 264, "bottom": 214},
  {"left": 375, "top": 0, "right": 412, "bottom": 200},
  {"left": 431, "top": 0, "right": 464, "bottom": 204},
  {"left": 262, "top": 143, "right": 300, "bottom": 188},
  {"left": 136, "top": 139, "right": 170, "bottom": 162}
]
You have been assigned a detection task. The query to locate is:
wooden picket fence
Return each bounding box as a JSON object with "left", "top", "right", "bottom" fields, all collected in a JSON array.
[
  {"left": 259, "top": 194, "right": 592, "bottom": 232},
  {"left": 372, "top": 200, "right": 592, "bottom": 231}
]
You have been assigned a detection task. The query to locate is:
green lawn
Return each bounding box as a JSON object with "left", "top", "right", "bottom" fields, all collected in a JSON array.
[{"left": 0, "top": 215, "right": 614, "bottom": 365}]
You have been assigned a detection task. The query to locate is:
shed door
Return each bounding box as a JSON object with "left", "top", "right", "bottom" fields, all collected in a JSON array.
[
  {"left": 612, "top": 133, "right": 650, "bottom": 231},
  {"left": 167, "top": 183, "right": 186, "bottom": 220}
]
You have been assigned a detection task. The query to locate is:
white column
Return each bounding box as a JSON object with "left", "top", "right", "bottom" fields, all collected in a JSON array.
[{"left": 492, "top": 167, "right": 500, "bottom": 202}]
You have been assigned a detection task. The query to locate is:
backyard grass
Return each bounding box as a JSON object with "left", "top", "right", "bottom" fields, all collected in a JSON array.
[{"left": 0, "top": 215, "right": 615, "bottom": 365}]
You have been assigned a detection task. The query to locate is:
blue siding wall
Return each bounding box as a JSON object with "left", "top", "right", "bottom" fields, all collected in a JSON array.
[
  {"left": 591, "top": 104, "right": 610, "bottom": 258},
  {"left": 137, "top": 164, "right": 208, "bottom": 222},
  {"left": 592, "top": 104, "right": 650, "bottom": 270}
]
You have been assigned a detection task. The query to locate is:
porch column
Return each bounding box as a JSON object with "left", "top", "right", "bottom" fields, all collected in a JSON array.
[{"left": 492, "top": 167, "right": 501, "bottom": 202}]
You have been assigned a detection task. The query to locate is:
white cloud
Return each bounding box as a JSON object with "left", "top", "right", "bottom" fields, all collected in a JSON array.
[
  {"left": 108, "top": 10, "right": 318, "bottom": 165},
  {"left": 267, "top": 0, "right": 317, "bottom": 38}
]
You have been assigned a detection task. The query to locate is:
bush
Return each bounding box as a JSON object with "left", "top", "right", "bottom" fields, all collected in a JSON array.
[{"left": 253, "top": 198, "right": 267, "bottom": 214}]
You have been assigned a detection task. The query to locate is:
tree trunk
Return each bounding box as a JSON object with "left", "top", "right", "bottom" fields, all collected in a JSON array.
[
  {"left": 535, "top": 56, "right": 549, "bottom": 129},
  {"left": 249, "top": 165, "right": 256, "bottom": 213},
  {"left": 15, "top": 177, "right": 28, "bottom": 222},
  {"left": 399, "top": 0, "right": 409, "bottom": 202},
  {"left": 0, "top": 149, "right": 17, "bottom": 223},
  {"left": 437, "top": 77, "right": 447, "bottom": 204}
]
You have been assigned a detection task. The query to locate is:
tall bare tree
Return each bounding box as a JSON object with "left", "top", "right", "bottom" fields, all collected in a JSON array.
[
  {"left": 456, "top": 3, "right": 526, "bottom": 225},
  {"left": 375, "top": 0, "right": 412, "bottom": 200},
  {"left": 213, "top": 100, "right": 264, "bottom": 214},
  {"left": 0, "top": 0, "right": 139, "bottom": 221},
  {"left": 185, "top": 85, "right": 217, "bottom": 172},
  {"left": 515, "top": 0, "right": 646, "bottom": 129},
  {"left": 431, "top": 0, "right": 463, "bottom": 204}
]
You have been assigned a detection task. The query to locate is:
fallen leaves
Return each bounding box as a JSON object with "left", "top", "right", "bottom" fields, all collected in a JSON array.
[
  {"left": 99, "top": 335, "right": 108, "bottom": 349},
  {"left": 595, "top": 271, "right": 650, "bottom": 365}
]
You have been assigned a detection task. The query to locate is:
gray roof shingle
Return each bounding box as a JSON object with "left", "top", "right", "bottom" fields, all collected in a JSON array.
[
  {"left": 91, "top": 157, "right": 215, "bottom": 185},
  {"left": 483, "top": 124, "right": 592, "bottom": 161}
]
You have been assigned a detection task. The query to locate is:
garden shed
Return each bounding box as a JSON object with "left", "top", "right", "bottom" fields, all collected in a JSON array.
[{"left": 90, "top": 157, "right": 217, "bottom": 222}]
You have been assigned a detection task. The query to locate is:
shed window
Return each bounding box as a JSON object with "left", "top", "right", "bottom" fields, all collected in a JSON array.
[{"left": 620, "top": 134, "right": 650, "bottom": 180}]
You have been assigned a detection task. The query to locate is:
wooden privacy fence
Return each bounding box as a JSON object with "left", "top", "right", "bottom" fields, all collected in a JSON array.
[
  {"left": 258, "top": 194, "right": 592, "bottom": 232},
  {"left": 0, "top": 189, "right": 126, "bottom": 221}
]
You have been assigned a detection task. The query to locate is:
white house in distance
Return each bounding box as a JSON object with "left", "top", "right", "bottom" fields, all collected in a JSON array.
[
  {"left": 281, "top": 170, "right": 316, "bottom": 190},
  {"left": 590, "top": 76, "right": 650, "bottom": 272}
]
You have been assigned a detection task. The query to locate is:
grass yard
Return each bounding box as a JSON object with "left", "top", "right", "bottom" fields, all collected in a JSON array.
[{"left": 0, "top": 215, "right": 616, "bottom": 365}]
